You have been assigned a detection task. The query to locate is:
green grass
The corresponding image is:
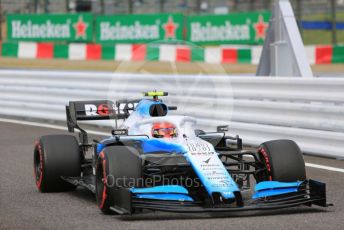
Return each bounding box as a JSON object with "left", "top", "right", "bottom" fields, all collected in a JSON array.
[
  {"left": 301, "top": 12, "right": 344, "bottom": 45},
  {"left": 302, "top": 30, "right": 344, "bottom": 45},
  {"left": 302, "top": 12, "right": 344, "bottom": 21}
]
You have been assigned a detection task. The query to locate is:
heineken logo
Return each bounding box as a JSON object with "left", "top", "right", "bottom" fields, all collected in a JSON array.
[
  {"left": 253, "top": 15, "right": 268, "bottom": 40},
  {"left": 98, "top": 15, "right": 180, "bottom": 42},
  {"left": 190, "top": 21, "right": 250, "bottom": 42},
  {"left": 11, "top": 20, "right": 71, "bottom": 39},
  {"left": 162, "top": 16, "right": 178, "bottom": 39},
  {"left": 8, "top": 13, "right": 268, "bottom": 44},
  {"left": 187, "top": 12, "right": 270, "bottom": 44},
  {"left": 99, "top": 21, "right": 160, "bottom": 41},
  {"left": 9, "top": 15, "right": 91, "bottom": 41},
  {"left": 73, "top": 16, "right": 88, "bottom": 39}
]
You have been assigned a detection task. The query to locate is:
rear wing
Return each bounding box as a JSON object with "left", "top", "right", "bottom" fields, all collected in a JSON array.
[
  {"left": 66, "top": 100, "right": 116, "bottom": 132},
  {"left": 66, "top": 100, "right": 140, "bottom": 144},
  {"left": 65, "top": 98, "right": 177, "bottom": 144}
]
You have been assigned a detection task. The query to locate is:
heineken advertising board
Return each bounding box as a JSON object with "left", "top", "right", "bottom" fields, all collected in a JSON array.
[
  {"left": 7, "top": 14, "right": 93, "bottom": 42},
  {"left": 96, "top": 14, "right": 183, "bottom": 43},
  {"left": 186, "top": 12, "right": 271, "bottom": 45}
]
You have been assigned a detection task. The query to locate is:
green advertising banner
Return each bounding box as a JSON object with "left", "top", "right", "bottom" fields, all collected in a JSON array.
[
  {"left": 96, "top": 13, "right": 183, "bottom": 43},
  {"left": 7, "top": 14, "right": 93, "bottom": 42},
  {"left": 186, "top": 12, "right": 271, "bottom": 45}
]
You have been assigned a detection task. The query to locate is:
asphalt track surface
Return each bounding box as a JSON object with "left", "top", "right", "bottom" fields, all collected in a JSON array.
[{"left": 0, "top": 121, "right": 343, "bottom": 230}]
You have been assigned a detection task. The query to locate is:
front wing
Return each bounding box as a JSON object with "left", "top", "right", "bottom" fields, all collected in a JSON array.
[{"left": 109, "top": 179, "right": 331, "bottom": 215}]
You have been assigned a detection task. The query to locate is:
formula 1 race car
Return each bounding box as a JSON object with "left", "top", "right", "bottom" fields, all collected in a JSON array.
[{"left": 33, "top": 92, "right": 330, "bottom": 215}]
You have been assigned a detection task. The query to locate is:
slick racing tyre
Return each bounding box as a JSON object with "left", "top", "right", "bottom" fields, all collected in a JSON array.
[
  {"left": 256, "top": 139, "right": 306, "bottom": 182},
  {"left": 33, "top": 135, "right": 81, "bottom": 192},
  {"left": 95, "top": 146, "right": 142, "bottom": 214}
]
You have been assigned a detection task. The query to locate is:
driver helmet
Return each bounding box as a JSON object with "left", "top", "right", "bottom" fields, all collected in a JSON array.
[{"left": 151, "top": 122, "right": 177, "bottom": 138}]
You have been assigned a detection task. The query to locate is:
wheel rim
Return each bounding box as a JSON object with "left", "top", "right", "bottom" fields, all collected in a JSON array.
[
  {"left": 96, "top": 154, "right": 108, "bottom": 209},
  {"left": 33, "top": 143, "right": 43, "bottom": 188},
  {"left": 257, "top": 147, "right": 272, "bottom": 181},
  {"left": 96, "top": 160, "right": 104, "bottom": 204}
]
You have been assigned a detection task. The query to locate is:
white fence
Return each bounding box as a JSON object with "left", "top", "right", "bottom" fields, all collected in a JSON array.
[{"left": 0, "top": 69, "right": 343, "bottom": 159}]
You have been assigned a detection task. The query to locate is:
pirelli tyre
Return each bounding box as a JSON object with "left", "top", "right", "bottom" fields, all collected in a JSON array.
[
  {"left": 95, "top": 146, "right": 142, "bottom": 214},
  {"left": 256, "top": 139, "right": 306, "bottom": 182},
  {"left": 33, "top": 135, "right": 81, "bottom": 192}
]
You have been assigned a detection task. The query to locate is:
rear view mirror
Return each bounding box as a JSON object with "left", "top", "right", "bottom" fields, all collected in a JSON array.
[{"left": 217, "top": 125, "right": 229, "bottom": 132}]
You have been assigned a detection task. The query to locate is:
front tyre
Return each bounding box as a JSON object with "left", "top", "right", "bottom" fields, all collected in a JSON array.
[
  {"left": 256, "top": 139, "right": 306, "bottom": 182},
  {"left": 96, "top": 146, "right": 142, "bottom": 214},
  {"left": 33, "top": 135, "right": 81, "bottom": 192}
]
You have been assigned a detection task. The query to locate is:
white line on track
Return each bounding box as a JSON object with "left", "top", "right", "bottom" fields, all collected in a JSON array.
[
  {"left": 0, "top": 117, "right": 109, "bottom": 136},
  {"left": 305, "top": 163, "right": 344, "bottom": 173},
  {"left": 1, "top": 117, "right": 343, "bottom": 173}
]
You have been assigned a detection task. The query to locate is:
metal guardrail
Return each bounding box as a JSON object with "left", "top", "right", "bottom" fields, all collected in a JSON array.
[{"left": 0, "top": 69, "right": 343, "bottom": 159}]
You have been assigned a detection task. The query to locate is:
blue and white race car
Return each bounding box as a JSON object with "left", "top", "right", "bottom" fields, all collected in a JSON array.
[{"left": 33, "top": 92, "right": 330, "bottom": 215}]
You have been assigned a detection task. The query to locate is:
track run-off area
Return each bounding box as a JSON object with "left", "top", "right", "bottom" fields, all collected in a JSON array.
[{"left": 0, "top": 119, "right": 343, "bottom": 230}]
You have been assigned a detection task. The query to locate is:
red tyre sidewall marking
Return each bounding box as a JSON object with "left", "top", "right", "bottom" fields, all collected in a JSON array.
[
  {"left": 98, "top": 152, "right": 107, "bottom": 209},
  {"left": 258, "top": 147, "right": 272, "bottom": 181},
  {"left": 34, "top": 141, "right": 44, "bottom": 189}
]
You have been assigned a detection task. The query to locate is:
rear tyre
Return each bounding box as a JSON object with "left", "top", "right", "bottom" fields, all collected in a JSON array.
[
  {"left": 33, "top": 135, "right": 81, "bottom": 192},
  {"left": 256, "top": 139, "right": 306, "bottom": 182},
  {"left": 95, "top": 146, "right": 142, "bottom": 214}
]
